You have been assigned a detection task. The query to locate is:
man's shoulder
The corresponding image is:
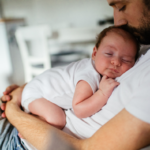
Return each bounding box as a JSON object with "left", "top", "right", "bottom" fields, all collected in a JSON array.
[{"left": 139, "top": 45, "right": 150, "bottom": 57}]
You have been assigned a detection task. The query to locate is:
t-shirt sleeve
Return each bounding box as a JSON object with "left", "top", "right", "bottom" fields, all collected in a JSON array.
[
  {"left": 125, "top": 76, "right": 150, "bottom": 124},
  {"left": 74, "top": 59, "right": 100, "bottom": 93}
]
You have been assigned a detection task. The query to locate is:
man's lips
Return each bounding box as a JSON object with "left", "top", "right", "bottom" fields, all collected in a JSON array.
[{"left": 109, "top": 68, "right": 119, "bottom": 73}]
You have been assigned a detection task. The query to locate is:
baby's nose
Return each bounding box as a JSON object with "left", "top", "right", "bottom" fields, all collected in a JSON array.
[{"left": 111, "top": 59, "right": 121, "bottom": 67}]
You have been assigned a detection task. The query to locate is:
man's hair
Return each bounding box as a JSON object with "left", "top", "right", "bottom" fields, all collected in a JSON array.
[
  {"left": 95, "top": 25, "right": 140, "bottom": 60},
  {"left": 143, "top": 0, "right": 150, "bottom": 10}
]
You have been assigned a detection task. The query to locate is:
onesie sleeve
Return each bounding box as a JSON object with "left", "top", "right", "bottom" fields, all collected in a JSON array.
[
  {"left": 125, "top": 73, "right": 150, "bottom": 124},
  {"left": 74, "top": 59, "right": 101, "bottom": 93},
  {"left": 21, "top": 76, "right": 44, "bottom": 113}
]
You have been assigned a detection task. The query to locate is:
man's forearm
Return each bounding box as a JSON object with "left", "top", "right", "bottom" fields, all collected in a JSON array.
[
  {"left": 5, "top": 89, "right": 150, "bottom": 150},
  {"left": 5, "top": 102, "right": 84, "bottom": 150},
  {"left": 86, "top": 109, "right": 150, "bottom": 150}
]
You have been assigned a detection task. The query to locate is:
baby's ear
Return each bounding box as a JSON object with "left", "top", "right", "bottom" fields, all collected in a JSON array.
[{"left": 92, "top": 46, "right": 97, "bottom": 60}]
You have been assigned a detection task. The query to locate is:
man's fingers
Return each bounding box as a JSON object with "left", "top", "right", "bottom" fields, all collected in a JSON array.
[
  {"left": 1, "top": 112, "right": 6, "bottom": 118},
  {"left": 1, "top": 103, "right": 6, "bottom": 110},
  {"left": 4, "top": 85, "right": 15, "bottom": 94},
  {"left": 18, "top": 133, "right": 24, "bottom": 139},
  {"left": 1, "top": 95, "right": 11, "bottom": 102},
  {"left": 3, "top": 91, "right": 8, "bottom": 95},
  {"left": 3, "top": 84, "right": 19, "bottom": 95}
]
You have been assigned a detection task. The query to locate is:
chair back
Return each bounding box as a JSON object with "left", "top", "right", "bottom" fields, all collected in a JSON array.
[{"left": 15, "top": 25, "right": 51, "bottom": 82}]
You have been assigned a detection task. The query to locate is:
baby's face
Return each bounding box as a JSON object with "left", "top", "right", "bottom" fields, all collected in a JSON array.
[{"left": 92, "top": 31, "right": 137, "bottom": 78}]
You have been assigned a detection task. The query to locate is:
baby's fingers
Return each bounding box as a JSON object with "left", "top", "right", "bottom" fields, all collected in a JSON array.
[
  {"left": 111, "top": 81, "right": 120, "bottom": 88},
  {"left": 101, "top": 75, "right": 108, "bottom": 81}
]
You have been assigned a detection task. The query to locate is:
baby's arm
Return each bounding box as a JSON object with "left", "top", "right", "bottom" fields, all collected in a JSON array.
[{"left": 73, "top": 75, "right": 119, "bottom": 118}]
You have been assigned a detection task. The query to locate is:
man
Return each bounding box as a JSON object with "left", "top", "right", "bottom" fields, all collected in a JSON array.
[{"left": 1, "top": 0, "right": 150, "bottom": 149}]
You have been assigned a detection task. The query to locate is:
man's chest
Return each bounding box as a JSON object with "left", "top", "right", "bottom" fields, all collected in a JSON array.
[{"left": 103, "top": 53, "right": 150, "bottom": 116}]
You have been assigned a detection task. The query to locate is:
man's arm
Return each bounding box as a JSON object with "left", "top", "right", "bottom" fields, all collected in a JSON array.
[
  {"left": 86, "top": 109, "right": 150, "bottom": 150},
  {"left": 3, "top": 85, "right": 150, "bottom": 150},
  {"left": 6, "top": 101, "right": 150, "bottom": 149},
  {"left": 5, "top": 100, "right": 83, "bottom": 150}
]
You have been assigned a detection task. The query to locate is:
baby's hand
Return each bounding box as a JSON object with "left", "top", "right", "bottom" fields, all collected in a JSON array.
[{"left": 99, "top": 75, "right": 120, "bottom": 98}]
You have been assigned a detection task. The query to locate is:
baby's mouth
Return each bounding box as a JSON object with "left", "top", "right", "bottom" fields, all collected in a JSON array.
[{"left": 109, "top": 68, "right": 119, "bottom": 73}]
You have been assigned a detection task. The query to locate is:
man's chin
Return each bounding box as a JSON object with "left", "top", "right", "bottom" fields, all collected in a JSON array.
[
  {"left": 131, "top": 32, "right": 150, "bottom": 45},
  {"left": 122, "top": 25, "right": 150, "bottom": 45}
]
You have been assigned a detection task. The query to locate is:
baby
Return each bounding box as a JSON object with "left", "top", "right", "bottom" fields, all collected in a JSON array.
[{"left": 21, "top": 26, "right": 139, "bottom": 131}]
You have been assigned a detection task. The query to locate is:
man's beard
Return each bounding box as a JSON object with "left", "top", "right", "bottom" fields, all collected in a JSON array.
[{"left": 123, "top": 15, "right": 150, "bottom": 45}]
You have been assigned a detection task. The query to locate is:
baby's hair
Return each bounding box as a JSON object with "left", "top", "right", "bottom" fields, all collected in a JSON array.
[{"left": 95, "top": 25, "right": 140, "bottom": 60}]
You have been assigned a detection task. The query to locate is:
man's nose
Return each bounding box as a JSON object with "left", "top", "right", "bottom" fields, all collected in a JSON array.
[
  {"left": 111, "top": 58, "right": 121, "bottom": 67},
  {"left": 114, "top": 10, "right": 127, "bottom": 26}
]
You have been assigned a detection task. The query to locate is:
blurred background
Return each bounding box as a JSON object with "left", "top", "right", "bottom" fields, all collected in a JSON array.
[{"left": 0, "top": 0, "right": 113, "bottom": 96}]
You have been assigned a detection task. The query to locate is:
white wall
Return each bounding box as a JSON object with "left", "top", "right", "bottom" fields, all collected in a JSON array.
[
  {"left": 0, "top": 23, "right": 12, "bottom": 97},
  {"left": 2, "top": 0, "right": 113, "bottom": 27}
]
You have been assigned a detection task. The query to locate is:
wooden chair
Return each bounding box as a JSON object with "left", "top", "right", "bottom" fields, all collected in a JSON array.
[{"left": 15, "top": 25, "right": 51, "bottom": 82}]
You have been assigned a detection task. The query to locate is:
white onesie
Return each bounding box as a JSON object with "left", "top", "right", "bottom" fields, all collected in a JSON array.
[{"left": 21, "top": 58, "right": 101, "bottom": 113}]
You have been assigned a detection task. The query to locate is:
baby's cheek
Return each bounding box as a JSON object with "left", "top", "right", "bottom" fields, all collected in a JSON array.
[
  {"left": 97, "top": 66, "right": 105, "bottom": 75},
  {"left": 95, "top": 63, "right": 101, "bottom": 73},
  {"left": 121, "top": 65, "right": 132, "bottom": 74}
]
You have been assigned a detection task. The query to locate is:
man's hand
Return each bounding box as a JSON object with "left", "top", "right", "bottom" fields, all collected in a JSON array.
[
  {"left": 1, "top": 84, "right": 19, "bottom": 117},
  {"left": 99, "top": 75, "right": 120, "bottom": 98},
  {"left": 1, "top": 84, "right": 26, "bottom": 118}
]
